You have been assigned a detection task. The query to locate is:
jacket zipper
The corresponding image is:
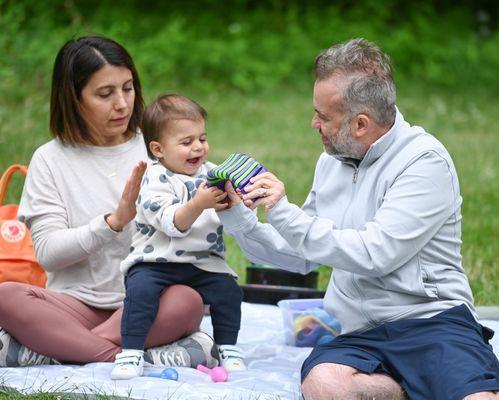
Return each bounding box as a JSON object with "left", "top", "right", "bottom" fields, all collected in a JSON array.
[
  {"left": 345, "top": 162, "right": 378, "bottom": 328},
  {"left": 353, "top": 167, "right": 359, "bottom": 183},
  {"left": 339, "top": 162, "right": 358, "bottom": 227},
  {"left": 351, "top": 273, "right": 378, "bottom": 328}
]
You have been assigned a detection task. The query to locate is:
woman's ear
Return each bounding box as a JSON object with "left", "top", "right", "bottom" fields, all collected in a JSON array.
[{"left": 149, "top": 141, "right": 164, "bottom": 159}]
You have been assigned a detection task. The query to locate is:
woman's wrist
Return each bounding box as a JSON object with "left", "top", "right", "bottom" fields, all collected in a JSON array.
[{"left": 104, "top": 213, "right": 124, "bottom": 232}]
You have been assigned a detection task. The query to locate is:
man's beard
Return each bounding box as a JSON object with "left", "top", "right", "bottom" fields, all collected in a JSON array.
[{"left": 323, "top": 119, "right": 365, "bottom": 160}]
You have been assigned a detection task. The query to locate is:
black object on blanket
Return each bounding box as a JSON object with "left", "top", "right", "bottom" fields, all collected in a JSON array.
[{"left": 241, "top": 263, "right": 325, "bottom": 305}]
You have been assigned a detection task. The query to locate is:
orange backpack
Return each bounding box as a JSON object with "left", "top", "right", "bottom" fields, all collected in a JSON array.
[{"left": 0, "top": 165, "right": 46, "bottom": 287}]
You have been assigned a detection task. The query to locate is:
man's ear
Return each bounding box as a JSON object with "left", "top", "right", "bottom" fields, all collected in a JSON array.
[
  {"left": 353, "top": 113, "right": 370, "bottom": 138},
  {"left": 149, "top": 141, "right": 163, "bottom": 159}
]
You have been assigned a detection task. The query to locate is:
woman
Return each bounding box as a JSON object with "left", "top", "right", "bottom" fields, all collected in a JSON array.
[{"left": 0, "top": 36, "right": 216, "bottom": 368}]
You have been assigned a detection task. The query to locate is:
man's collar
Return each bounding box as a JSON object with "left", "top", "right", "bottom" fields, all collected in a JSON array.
[{"left": 359, "top": 107, "right": 403, "bottom": 167}]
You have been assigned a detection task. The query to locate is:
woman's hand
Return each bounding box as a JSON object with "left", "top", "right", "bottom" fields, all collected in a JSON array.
[
  {"left": 242, "top": 172, "right": 286, "bottom": 211},
  {"left": 106, "top": 161, "right": 147, "bottom": 231}
]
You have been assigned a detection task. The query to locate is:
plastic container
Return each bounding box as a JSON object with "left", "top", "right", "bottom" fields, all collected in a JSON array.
[{"left": 277, "top": 298, "right": 341, "bottom": 347}]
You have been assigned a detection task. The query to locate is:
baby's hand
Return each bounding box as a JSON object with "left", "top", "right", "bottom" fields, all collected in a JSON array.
[{"left": 193, "top": 182, "right": 228, "bottom": 211}]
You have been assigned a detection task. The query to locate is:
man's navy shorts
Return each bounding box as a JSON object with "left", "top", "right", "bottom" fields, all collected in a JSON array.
[{"left": 301, "top": 304, "right": 499, "bottom": 400}]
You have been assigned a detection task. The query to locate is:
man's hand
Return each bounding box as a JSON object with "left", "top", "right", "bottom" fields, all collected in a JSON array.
[
  {"left": 106, "top": 161, "right": 147, "bottom": 231},
  {"left": 242, "top": 172, "right": 286, "bottom": 211}
]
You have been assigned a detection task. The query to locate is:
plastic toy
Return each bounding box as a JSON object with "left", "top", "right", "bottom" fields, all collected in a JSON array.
[
  {"left": 196, "top": 364, "right": 228, "bottom": 382},
  {"left": 206, "top": 153, "right": 267, "bottom": 194},
  {"left": 148, "top": 367, "right": 179, "bottom": 381},
  {"left": 293, "top": 308, "right": 341, "bottom": 347}
]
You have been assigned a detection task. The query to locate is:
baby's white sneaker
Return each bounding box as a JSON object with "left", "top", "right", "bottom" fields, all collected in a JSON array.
[
  {"left": 111, "top": 349, "right": 144, "bottom": 380},
  {"left": 217, "top": 344, "right": 246, "bottom": 372}
]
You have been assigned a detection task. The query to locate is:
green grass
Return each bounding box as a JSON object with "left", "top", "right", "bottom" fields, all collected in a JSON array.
[
  {"left": 0, "top": 391, "right": 125, "bottom": 399},
  {"left": 0, "top": 84, "right": 497, "bottom": 304}
]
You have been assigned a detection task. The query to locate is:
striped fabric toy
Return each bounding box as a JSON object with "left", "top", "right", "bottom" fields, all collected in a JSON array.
[{"left": 206, "top": 153, "right": 267, "bottom": 194}]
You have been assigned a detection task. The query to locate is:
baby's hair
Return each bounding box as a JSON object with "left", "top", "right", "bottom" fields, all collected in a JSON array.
[{"left": 142, "top": 94, "right": 207, "bottom": 159}]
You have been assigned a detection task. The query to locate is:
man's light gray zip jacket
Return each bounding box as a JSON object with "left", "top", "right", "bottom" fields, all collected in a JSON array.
[{"left": 218, "top": 109, "right": 476, "bottom": 334}]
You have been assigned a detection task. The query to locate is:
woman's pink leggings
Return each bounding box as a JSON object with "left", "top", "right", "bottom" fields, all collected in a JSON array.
[{"left": 0, "top": 282, "right": 204, "bottom": 364}]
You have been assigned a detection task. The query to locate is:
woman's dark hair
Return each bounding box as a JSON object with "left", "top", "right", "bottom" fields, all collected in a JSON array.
[{"left": 50, "top": 36, "right": 144, "bottom": 145}]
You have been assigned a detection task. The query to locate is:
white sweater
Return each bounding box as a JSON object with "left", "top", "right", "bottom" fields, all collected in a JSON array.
[
  {"left": 18, "top": 135, "right": 147, "bottom": 309},
  {"left": 120, "top": 162, "right": 235, "bottom": 277}
]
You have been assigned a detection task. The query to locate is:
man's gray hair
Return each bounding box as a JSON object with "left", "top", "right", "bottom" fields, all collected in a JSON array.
[{"left": 314, "top": 38, "right": 396, "bottom": 127}]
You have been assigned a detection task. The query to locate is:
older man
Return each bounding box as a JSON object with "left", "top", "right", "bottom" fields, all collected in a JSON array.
[{"left": 218, "top": 38, "right": 499, "bottom": 399}]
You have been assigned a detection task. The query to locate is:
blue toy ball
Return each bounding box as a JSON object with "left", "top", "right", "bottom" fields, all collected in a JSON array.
[{"left": 148, "top": 367, "right": 179, "bottom": 381}]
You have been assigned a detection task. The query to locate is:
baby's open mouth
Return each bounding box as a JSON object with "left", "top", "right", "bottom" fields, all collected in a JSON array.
[{"left": 187, "top": 157, "right": 200, "bottom": 164}]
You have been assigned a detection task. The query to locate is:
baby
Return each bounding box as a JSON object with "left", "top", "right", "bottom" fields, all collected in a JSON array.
[{"left": 111, "top": 94, "right": 246, "bottom": 379}]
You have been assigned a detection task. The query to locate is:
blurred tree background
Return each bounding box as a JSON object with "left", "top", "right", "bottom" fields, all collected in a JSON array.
[
  {"left": 1, "top": 0, "right": 498, "bottom": 96},
  {"left": 0, "top": 0, "right": 497, "bottom": 302}
]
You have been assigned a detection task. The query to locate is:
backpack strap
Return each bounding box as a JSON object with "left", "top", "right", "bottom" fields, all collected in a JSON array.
[{"left": 0, "top": 165, "right": 28, "bottom": 206}]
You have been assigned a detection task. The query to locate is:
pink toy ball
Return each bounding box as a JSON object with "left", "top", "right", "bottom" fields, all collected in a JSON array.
[{"left": 196, "top": 364, "right": 228, "bottom": 382}]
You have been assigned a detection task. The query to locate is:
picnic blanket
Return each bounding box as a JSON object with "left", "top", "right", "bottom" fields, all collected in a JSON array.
[{"left": 0, "top": 302, "right": 498, "bottom": 399}]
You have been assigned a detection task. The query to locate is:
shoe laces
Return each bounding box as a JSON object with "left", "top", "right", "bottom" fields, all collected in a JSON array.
[
  {"left": 149, "top": 346, "right": 189, "bottom": 367},
  {"left": 18, "top": 347, "right": 53, "bottom": 367}
]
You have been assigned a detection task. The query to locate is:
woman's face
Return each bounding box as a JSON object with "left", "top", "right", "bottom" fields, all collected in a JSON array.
[{"left": 80, "top": 64, "right": 135, "bottom": 146}]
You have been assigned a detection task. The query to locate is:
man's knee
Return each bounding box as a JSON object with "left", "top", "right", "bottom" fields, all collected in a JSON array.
[
  {"left": 301, "top": 363, "right": 405, "bottom": 400},
  {"left": 464, "top": 392, "right": 499, "bottom": 399},
  {"left": 302, "top": 363, "right": 357, "bottom": 399}
]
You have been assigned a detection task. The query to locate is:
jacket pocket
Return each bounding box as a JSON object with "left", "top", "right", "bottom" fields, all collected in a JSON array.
[
  {"left": 365, "top": 257, "right": 438, "bottom": 300},
  {"left": 419, "top": 263, "right": 439, "bottom": 299}
]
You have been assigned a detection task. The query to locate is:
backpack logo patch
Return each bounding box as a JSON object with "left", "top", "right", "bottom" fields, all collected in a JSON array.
[{"left": 1, "top": 221, "right": 26, "bottom": 243}]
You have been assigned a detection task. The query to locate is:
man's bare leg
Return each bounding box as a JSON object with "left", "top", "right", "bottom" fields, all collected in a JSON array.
[
  {"left": 302, "top": 363, "right": 406, "bottom": 400},
  {"left": 464, "top": 392, "right": 499, "bottom": 399}
]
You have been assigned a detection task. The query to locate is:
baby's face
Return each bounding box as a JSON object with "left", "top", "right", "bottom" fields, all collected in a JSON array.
[{"left": 155, "top": 119, "right": 209, "bottom": 175}]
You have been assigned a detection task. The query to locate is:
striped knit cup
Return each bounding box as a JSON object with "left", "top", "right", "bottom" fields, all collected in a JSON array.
[{"left": 207, "top": 153, "right": 267, "bottom": 194}]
